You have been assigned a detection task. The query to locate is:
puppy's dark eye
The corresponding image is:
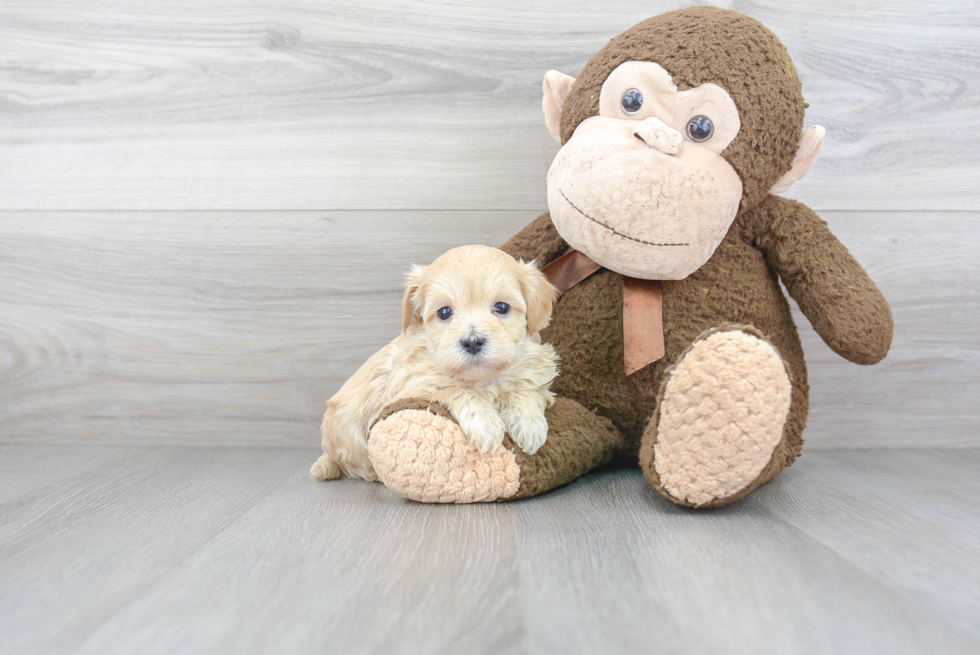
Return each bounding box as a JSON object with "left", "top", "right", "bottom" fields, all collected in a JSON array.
[
  {"left": 437, "top": 307, "right": 453, "bottom": 320},
  {"left": 621, "top": 88, "right": 643, "bottom": 115},
  {"left": 686, "top": 115, "right": 714, "bottom": 142},
  {"left": 493, "top": 302, "right": 510, "bottom": 315}
]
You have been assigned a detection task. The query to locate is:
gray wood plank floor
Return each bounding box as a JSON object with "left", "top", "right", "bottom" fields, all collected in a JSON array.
[{"left": 1, "top": 445, "right": 977, "bottom": 654}]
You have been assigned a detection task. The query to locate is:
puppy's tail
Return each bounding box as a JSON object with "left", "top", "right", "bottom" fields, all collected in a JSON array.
[{"left": 310, "top": 454, "right": 344, "bottom": 480}]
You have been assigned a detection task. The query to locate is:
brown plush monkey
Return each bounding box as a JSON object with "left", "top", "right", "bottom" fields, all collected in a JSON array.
[{"left": 365, "top": 7, "right": 893, "bottom": 508}]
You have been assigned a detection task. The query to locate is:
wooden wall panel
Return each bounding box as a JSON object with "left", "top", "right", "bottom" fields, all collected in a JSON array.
[
  {"left": 0, "top": 0, "right": 974, "bottom": 448},
  {"left": 1, "top": 210, "right": 975, "bottom": 448},
  {"left": 0, "top": 0, "right": 976, "bottom": 211}
]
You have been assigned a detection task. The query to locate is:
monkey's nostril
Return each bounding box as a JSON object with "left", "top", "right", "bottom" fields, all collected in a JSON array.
[{"left": 460, "top": 336, "right": 486, "bottom": 355}]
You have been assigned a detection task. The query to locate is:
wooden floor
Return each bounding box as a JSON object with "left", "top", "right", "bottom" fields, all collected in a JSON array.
[{"left": 1, "top": 446, "right": 977, "bottom": 654}]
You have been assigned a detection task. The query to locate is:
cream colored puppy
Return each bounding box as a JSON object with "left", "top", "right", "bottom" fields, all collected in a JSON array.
[{"left": 311, "top": 245, "right": 559, "bottom": 481}]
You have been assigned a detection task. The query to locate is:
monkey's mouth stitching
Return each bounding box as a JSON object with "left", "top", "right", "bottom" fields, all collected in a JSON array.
[{"left": 559, "top": 188, "right": 689, "bottom": 247}]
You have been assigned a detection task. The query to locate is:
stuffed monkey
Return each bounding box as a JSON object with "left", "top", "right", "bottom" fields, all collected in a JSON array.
[{"left": 366, "top": 7, "right": 893, "bottom": 508}]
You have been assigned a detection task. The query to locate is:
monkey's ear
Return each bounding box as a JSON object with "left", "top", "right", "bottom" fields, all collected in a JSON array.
[
  {"left": 401, "top": 264, "right": 427, "bottom": 332},
  {"left": 770, "top": 126, "right": 826, "bottom": 195},
  {"left": 542, "top": 71, "right": 576, "bottom": 144}
]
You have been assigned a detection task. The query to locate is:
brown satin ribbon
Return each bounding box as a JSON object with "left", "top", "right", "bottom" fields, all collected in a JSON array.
[
  {"left": 540, "top": 249, "right": 602, "bottom": 295},
  {"left": 622, "top": 277, "right": 665, "bottom": 375},
  {"left": 542, "top": 250, "right": 665, "bottom": 376}
]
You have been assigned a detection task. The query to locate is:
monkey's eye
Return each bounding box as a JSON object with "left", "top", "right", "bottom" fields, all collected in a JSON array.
[
  {"left": 686, "top": 115, "right": 714, "bottom": 142},
  {"left": 437, "top": 307, "right": 453, "bottom": 320},
  {"left": 493, "top": 302, "right": 510, "bottom": 315},
  {"left": 621, "top": 88, "right": 643, "bottom": 115}
]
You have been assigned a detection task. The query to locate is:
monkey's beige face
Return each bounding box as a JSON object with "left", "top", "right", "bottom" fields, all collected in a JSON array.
[
  {"left": 548, "top": 61, "right": 744, "bottom": 280},
  {"left": 406, "top": 246, "right": 555, "bottom": 383}
]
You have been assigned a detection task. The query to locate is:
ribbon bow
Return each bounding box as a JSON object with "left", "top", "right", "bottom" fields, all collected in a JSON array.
[{"left": 541, "top": 250, "right": 665, "bottom": 376}]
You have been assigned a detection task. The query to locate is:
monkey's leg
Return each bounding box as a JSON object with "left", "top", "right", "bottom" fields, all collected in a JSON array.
[
  {"left": 368, "top": 397, "right": 624, "bottom": 503},
  {"left": 639, "top": 326, "right": 799, "bottom": 509}
]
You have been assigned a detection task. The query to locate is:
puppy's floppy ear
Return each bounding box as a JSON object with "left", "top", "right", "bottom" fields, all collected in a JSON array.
[
  {"left": 518, "top": 260, "right": 558, "bottom": 335},
  {"left": 402, "top": 264, "right": 427, "bottom": 332}
]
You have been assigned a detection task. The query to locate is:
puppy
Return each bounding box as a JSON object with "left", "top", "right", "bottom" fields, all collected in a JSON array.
[{"left": 311, "top": 245, "right": 559, "bottom": 481}]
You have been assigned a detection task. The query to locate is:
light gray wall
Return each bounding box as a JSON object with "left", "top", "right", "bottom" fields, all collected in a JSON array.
[{"left": 1, "top": 0, "right": 977, "bottom": 448}]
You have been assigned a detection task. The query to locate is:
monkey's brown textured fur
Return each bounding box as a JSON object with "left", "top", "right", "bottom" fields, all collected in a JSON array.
[
  {"left": 507, "top": 8, "right": 890, "bottom": 505},
  {"left": 560, "top": 7, "right": 806, "bottom": 214},
  {"left": 505, "top": 397, "right": 626, "bottom": 500},
  {"left": 375, "top": 7, "right": 893, "bottom": 507},
  {"left": 502, "top": 195, "right": 891, "bottom": 506}
]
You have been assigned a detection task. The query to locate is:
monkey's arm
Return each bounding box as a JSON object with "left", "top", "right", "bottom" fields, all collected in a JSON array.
[
  {"left": 500, "top": 212, "right": 569, "bottom": 266},
  {"left": 755, "top": 196, "right": 893, "bottom": 365}
]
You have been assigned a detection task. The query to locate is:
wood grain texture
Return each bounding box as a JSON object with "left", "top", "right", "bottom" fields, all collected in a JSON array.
[
  {"left": 0, "top": 446, "right": 304, "bottom": 654},
  {"left": 1, "top": 210, "right": 976, "bottom": 449},
  {"left": 791, "top": 211, "right": 980, "bottom": 448},
  {"left": 758, "top": 450, "right": 980, "bottom": 638},
  {"left": 0, "top": 0, "right": 976, "bottom": 211},
  {"left": 512, "top": 453, "right": 980, "bottom": 653},
  {"left": 0, "top": 446, "right": 977, "bottom": 654},
  {"left": 0, "top": 443, "right": 152, "bottom": 501},
  {"left": 75, "top": 458, "right": 525, "bottom": 655},
  {"left": 1, "top": 2, "right": 976, "bottom": 650}
]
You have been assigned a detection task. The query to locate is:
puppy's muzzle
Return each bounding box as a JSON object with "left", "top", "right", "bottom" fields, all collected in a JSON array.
[{"left": 460, "top": 335, "right": 486, "bottom": 355}]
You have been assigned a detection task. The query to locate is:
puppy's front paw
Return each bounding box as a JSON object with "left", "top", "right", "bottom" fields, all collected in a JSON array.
[
  {"left": 506, "top": 410, "right": 548, "bottom": 455},
  {"left": 457, "top": 410, "right": 506, "bottom": 454}
]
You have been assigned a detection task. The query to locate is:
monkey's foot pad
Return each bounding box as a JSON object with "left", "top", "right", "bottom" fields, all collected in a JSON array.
[
  {"left": 369, "top": 409, "right": 521, "bottom": 503},
  {"left": 654, "top": 330, "right": 792, "bottom": 506}
]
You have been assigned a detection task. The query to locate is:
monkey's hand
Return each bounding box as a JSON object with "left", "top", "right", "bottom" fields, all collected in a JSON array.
[{"left": 758, "top": 196, "right": 893, "bottom": 365}]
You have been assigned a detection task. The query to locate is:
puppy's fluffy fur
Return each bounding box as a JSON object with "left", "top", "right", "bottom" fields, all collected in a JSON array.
[{"left": 311, "top": 245, "right": 559, "bottom": 481}]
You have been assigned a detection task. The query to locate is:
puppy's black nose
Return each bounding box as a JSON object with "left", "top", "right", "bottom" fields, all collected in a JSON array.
[{"left": 460, "top": 336, "right": 485, "bottom": 355}]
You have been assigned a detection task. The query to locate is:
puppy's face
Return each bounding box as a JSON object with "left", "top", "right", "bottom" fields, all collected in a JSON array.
[{"left": 402, "top": 245, "right": 557, "bottom": 382}]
